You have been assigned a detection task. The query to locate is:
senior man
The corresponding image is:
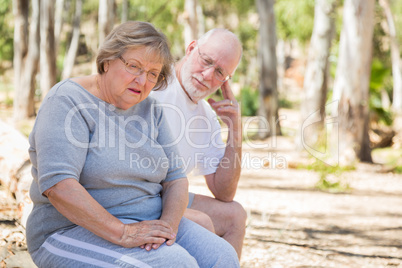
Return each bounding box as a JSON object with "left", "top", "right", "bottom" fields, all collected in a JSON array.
[{"left": 151, "top": 28, "right": 246, "bottom": 258}]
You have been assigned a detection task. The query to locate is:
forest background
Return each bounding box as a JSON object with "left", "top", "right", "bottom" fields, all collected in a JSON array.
[{"left": 0, "top": 0, "right": 402, "bottom": 267}]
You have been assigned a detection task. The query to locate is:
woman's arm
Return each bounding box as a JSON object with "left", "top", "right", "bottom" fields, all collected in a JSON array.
[
  {"left": 142, "top": 177, "right": 188, "bottom": 251},
  {"left": 160, "top": 178, "right": 189, "bottom": 237},
  {"left": 44, "top": 178, "right": 176, "bottom": 248}
]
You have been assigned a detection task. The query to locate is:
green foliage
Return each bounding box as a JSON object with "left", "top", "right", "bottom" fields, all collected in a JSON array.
[
  {"left": 237, "top": 21, "right": 258, "bottom": 56},
  {"left": 370, "top": 59, "right": 390, "bottom": 91},
  {"left": 0, "top": 0, "right": 14, "bottom": 71},
  {"left": 4, "top": 97, "right": 13, "bottom": 106},
  {"left": 239, "top": 86, "right": 259, "bottom": 116},
  {"left": 315, "top": 177, "right": 351, "bottom": 193},
  {"left": 274, "top": 0, "right": 315, "bottom": 44},
  {"left": 202, "top": 0, "right": 255, "bottom": 22},
  {"left": 395, "top": 166, "right": 402, "bottom": 174},
  {"left": 372, "top": 148, "right": 402, "bottom": 173},
  {"left": 369, "top": 58, "right": 393, "bottom": 126},
  {"left": 124, "top": 0, "right": 184, "bottom": 57},
  {"left": 236, "top": 22, "right": 259, "bottom": 88},
  {"left": 373, "top": 3, "right": 391, "bottom": 66},
  {"left": 369, "top": 1, "right": 402, "bottom": 126},
  {"left": 299, "top": 160, "right": 354, "bottom": 193},
  {"left": 279, "top": 98, "right": 293, "bottom": 109},
  {"left": 82, "top": 0, "right": 99, "bottom": 15},
  {"left": 231, "top": 0, "right": 255, "bottom": 16},
  {"left": 302, "top": 159, "right": 355, "bottom": 174}
]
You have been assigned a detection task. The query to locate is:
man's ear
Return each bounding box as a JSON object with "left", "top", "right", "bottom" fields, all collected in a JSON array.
[{"left": 185, "top": 40, "right": 197, "bottom": 56}]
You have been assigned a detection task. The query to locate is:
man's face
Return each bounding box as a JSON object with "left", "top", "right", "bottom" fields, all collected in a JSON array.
[
  {"left": 180, "top": 41, "right": 239, "bottom": 103},
  {"left": 180, "top": 48, "right": 219, "bottom": 103}
]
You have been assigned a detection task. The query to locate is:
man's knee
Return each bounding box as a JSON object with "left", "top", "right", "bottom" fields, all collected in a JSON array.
[
  {"left": 224, "top": 201, "right": 247, "bottom": 226},
  {"left": 184, "top": 208, "right": 215, "bottom": 233},
  {"left": 190, "top": 195, "right": 247, "bottom": 232}
]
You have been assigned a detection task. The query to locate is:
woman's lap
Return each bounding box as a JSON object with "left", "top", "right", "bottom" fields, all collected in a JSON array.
[{"left": 31, "top": 218, "right": 239, "bottom": 268}]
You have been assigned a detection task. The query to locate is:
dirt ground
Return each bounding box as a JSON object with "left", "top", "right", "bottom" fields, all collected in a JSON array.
[
  {"left": 1, "top": 134, "right": 401, "bottom": 268},
  {"left": 188, "top": 137, "right": 402, "bottom": 268}
]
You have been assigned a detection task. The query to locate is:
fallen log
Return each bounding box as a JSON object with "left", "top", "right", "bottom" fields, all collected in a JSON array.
[{"left": 0, "top": 119, "right": 33, "bottom": 227}]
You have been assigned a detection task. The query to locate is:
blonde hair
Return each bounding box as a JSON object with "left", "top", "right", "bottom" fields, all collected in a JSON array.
[{"left": 96, "top": 21, "right": 173, "bottom": 91}]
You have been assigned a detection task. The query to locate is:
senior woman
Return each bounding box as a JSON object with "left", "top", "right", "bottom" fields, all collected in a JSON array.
[{"left": 26, "top": 21, "right": 239, "bottom": 268}]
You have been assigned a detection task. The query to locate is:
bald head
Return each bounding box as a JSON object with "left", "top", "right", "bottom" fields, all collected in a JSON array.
[
  {"left": 197, "top": 29, "right": 242, "bottom": 73},
  {"left": 176, "top": 29, "right": 242, "bottom": 103}
]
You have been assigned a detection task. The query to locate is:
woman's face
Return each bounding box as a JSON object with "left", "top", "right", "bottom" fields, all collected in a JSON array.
[{"left": 103, "top": 47, "right": 163, "bottom": 110}]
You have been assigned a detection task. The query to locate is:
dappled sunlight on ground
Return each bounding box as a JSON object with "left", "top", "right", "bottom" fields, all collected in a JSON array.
[{"left": 190, "top": 136, "right": 402, "bottom": 267}]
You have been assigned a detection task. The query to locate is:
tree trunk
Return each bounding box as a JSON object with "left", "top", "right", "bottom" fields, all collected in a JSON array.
[
  {"left": 121, "top": 0, "right": 128, "bottom": 23},
  {"left": 62, "top": 0, "right": 82, "bottom": 80},
  {"left": 54, "top": 0, "right": 65, "bottom": 51},
  {"left": 13, "top": 0, "right": 40, "bottom": 122},
  {"left": 331, "top": 0, "right": 375, "bottom": 164},
  {"left": 98, "top": 0, "right": 115, "bottom": 46},
  {"left": 184, "top": 0, "right": 198, "bottom": 47},
  {"left": 12, "top": 0, "right": 29, "bottom": 101},
  {"left": 196, "top": 1, "right": 204, "bottom": 37},
  {"left": 379, "top": 0, "right": 402, "bottom": 114},
  {"left": 40, "top": 0, "right": 57, "bottom": 98},
  {"left": 300, "top": 0, "right": 336, "bottom": 151},
  {"left": 256, "top": 0, "right": 281, "bottom": 139}
]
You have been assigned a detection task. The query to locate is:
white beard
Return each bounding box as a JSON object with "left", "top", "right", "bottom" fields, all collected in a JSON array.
[{"left": 180, "top": 59, "right": 217, "bottom": 103}]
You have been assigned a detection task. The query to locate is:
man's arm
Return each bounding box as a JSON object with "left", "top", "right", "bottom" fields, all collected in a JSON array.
[{"left": 206, "top": 81, "right": 242, "bottom": 202}]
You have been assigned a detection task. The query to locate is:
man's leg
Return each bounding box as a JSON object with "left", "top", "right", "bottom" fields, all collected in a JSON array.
[
  {"left": 189, "top": 194, "right": 247, "bottom": 259},
  {"left": 184, "top": 208, "right": 215, "bottom": 233},
  {"left": 184, "top": 192, "right": 215, "bottom": 232}
]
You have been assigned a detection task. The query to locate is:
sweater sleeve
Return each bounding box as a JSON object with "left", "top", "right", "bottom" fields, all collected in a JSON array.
[{"left": 30, "top": 93, "right": 90, "bottom": 195}]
